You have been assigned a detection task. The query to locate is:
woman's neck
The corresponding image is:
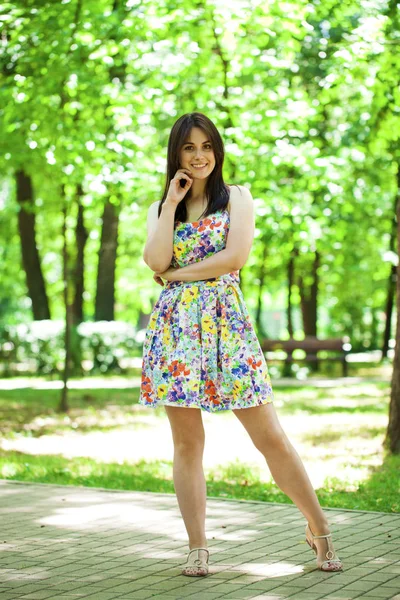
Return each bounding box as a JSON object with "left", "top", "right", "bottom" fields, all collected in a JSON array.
[{"left": 189, "top": 179, "right": 207, "bottom": 202}]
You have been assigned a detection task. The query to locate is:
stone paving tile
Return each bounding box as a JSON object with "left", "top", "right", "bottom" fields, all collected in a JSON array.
[
  {"left": 232, "top": 592, "right": 289, "bottom": 600},
  {"left": 361, "top": 591, "right": 399, "bottom": 599},
  {"left": 116, "top": 592, "right": 154, "bottom": 600},
  {"left": 80, "top": 591, "right": 135, "bottom": 600},
  {"left": 284, "top": 594, "right": 329, "bottom": 600},
  {"left": 371, "top": 589, "right": 400, "bottom": 598},
  {"left": 310, "top": 591, "right": 356, "bottom": 600},
  {"left": 250, "top": 596, "right": 287, "bottom": 600},
  {"left": 16, "top": 594, "right": 58, "bottom": 600},
  {"left": 1, "top": 479, "right": 400, "bottom": 600}
]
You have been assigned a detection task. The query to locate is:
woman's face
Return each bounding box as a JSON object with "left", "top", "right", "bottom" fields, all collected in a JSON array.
[{"left": 179, "top": 127, "right": 216, "bottom": 179}]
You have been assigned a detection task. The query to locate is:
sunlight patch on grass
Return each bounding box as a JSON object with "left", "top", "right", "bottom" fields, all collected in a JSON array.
[{"left": 0, "top": 449, "right": 398, "bottom": 513}]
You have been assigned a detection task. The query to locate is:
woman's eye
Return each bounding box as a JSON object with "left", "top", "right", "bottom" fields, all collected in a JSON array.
[{"left": 184, "top": 145, "right": 212, "bottom": 150}]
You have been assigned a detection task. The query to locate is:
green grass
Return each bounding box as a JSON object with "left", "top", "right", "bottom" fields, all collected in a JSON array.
[
  {"left": 0, "top": 378, "right": 390, "bottom": 437},
  {"left": 1, "top": 450, "right": 399, "bottom": 513},
  {"left": 0, "top": 372, "right": 398, "bottom": 513},
  {"left": 0, "top": 386, "right": 145, "bottom": 437}
]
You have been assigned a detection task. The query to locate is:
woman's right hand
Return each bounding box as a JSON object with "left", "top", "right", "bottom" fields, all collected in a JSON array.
[
  {"left": 165, "top": 168, "right": 193, "bottom": 206},
  {"left": 153, "top": 273, "right": 164, "bottom": 286}
]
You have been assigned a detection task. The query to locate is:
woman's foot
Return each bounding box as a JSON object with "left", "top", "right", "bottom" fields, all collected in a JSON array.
[
  {"left": 305, "top": 523, "right": 343, "bottom": 571},
  {"left": 181, "top": 547, "right": 209, "bottom": 576}
]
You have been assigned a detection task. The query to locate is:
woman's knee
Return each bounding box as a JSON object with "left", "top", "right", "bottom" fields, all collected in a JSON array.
[
  {"left": 164, "top": 406, "right": 205, "bottom": 456},
  {"left": 255, "top": 430, "right": 292, "bottom": 457},
  {"left": 233, "top": 403, "right": 292, "bottom": 457},
  {"left": 173, "top": 437, "right": 205, "bottom": 458}
]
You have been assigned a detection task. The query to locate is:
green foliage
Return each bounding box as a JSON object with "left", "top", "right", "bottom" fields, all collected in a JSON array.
[
  {"left": 0, "top": 321, "right": 65, "bottom": 375},
  {"left": 0, "top": 0, "right": 398, "bottom": 350},
  {"left": 0, "top": 320, "right": 142, "bottom": 376},
  {"left": 77, "top": 320, "right": 140, "bottom": 373}
]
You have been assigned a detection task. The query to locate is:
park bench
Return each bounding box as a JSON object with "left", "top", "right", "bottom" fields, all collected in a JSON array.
[{"left": 260, "top": 336, "right": 352, "bottom": 376}]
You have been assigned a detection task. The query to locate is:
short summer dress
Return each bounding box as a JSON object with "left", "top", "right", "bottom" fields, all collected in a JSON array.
[{"left": 138, "top": 207, "right": 274, "bottom": 413}]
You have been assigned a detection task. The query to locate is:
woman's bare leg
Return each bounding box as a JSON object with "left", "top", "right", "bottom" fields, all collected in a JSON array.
[
  {"left": 232, "top": 402, "right": 339, "bottom": 562},
  {"left": 165, "top": 406, "right": 207, "bottom": 550}
]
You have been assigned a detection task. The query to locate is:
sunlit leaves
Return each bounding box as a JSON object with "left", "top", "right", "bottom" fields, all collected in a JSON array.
[{"left": 0, "top": 0, "right": 397, "bottom": 351}]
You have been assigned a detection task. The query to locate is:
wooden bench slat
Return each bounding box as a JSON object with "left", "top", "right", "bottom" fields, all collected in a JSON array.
[
  {"left": 261, "top": 339, "right": 347, "bottom": 352},
  {"left": 260, "top": 336, "right": 351, "bottom": 376}
]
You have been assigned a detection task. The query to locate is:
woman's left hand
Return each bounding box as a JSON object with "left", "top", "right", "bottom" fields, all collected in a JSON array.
[{"left": 155, "top": 267, "right": 180, "bottom": 281}]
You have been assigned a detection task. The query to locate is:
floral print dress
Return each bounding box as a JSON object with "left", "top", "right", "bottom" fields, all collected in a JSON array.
[{"left": 138, "top": 208, "right": 274, "bottom": 413}]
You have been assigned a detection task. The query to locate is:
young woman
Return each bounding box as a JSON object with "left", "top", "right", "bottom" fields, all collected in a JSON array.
[{"left": 139, "top": 112, "right": 343, "bottom": 577}]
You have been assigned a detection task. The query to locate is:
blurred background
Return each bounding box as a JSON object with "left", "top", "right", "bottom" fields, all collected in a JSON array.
[{"left": 0, "top": 0, "right": 399, "bottom": 512}]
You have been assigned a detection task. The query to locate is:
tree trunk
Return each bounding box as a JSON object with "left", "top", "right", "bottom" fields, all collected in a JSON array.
[
  {"left": 60, "top": 187, "right": 71, "bottom": 413},
  {"left": 298, "top": 250, "right": 320, "bottom": 371},
  {"left": 385, "top": 163, "right": 400, "bottom": 453},
  {"left": 92, "top": 0, "right": 125, "bottom": 323},
  {"left": 382, "top": 198, "right": 397, "bottom": 359},
  {"left": 382, "top": 263, "right": 396, "bottom": 359},
  {"left": 283, "top": 247, "right": 298, "bottom": 377},
  {"left": 287, "top": 247, "right": 299, "bottom": 337},
  {"left": 137, "top": 309, "right": 150, "bottom": 330},
  {"left": 72, "top": 184, "right": 88, "bottom": 325},
  {"left": 299, "top": 251, "right": 319, "bottom": 337},
  {"left": 15, "top": 170, "right": 51, "bottom": 320},
  {"left": 95, "top": 199, "right": 119, "bottom": 321}
]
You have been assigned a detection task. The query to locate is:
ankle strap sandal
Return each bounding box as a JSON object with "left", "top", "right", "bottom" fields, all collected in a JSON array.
[
  {"left": 181, "top": 547, "right": 209, "bottom": 577},
  {"left": 305, "top": 523, "right": 343, "bottom": 572}
]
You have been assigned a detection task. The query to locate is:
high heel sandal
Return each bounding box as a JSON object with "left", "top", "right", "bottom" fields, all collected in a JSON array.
[
  {"left": 305, "top": 523, "right": 343, "bottom": 572},
  {"left": 181, "top": 547, "right": 209, "bottom": 577}
]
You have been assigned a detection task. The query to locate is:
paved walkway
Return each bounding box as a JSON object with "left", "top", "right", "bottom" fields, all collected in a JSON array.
[{"left": 0, "top": 480, "right": 399, "bottom": 600}]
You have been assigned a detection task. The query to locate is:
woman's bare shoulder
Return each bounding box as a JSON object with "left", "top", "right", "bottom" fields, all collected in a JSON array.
[
  {"left": 227, "top": 184, "right": 247, "bottom": 213},
  {"left": 227, "top": 183, "right": 237, "bottom": 213}
]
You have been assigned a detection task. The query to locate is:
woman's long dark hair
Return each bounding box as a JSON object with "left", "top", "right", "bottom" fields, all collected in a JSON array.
[{"left": 158, "top": 112, "right": 238, "bottom": 223}]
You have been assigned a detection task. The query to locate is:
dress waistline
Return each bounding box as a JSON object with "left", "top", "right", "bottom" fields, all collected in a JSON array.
[{"left": 165, "top": 271, "right": 240, "bottom": 289}]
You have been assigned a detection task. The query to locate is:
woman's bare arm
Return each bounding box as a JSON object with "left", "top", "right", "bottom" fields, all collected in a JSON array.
[
  {"left": 165, "top": 249, "right": 237, "bottom": 281},
  {"left": 143, "top": 201, "right": 176, "bottom": 272}
]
